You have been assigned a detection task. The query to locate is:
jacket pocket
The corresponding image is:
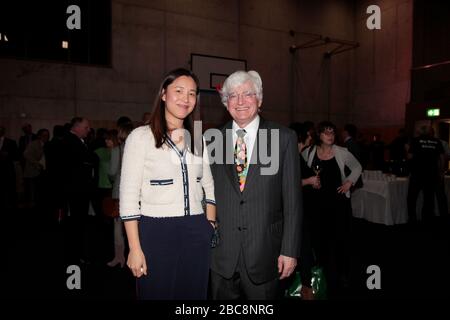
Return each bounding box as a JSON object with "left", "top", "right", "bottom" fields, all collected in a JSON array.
[
  {"left": 145, "top": 179, "right": 175, "bottom": 205},
  {"left": 150, "top": 179, "right": 174, "bottom": 186}
]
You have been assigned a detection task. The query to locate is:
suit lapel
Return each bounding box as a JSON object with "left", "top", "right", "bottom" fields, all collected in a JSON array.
[{"left": 242, "top": 118, "right": 267, "bottom": 194}]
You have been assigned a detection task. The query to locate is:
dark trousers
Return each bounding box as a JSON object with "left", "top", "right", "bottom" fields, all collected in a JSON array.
[
  {"left": 407, "top": 175, "right": 447, "bottom": 223},
  {"left": 210, "top": 248, "right": 279, "bottom": 300},
  {"left": 65, "top": 192, "right": 90, "bottom": 263},
  {"left": 137, "top": 214, "right": 213, "bottom": 300},
  {"left": 312, "top": 194, "right": 352, "bottom": 299},
  {"left": 435, "top": 178, "right": 449, "bottom": 217}
]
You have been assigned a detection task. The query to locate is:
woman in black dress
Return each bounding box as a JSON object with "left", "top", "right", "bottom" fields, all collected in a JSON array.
[{"left": 302, "top": 121, "right": 362, "bottom": 299}]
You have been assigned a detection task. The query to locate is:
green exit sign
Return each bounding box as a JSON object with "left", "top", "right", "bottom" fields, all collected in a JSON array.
[{"left": 427, "top": 108, "right": 440, "bottom": 117}]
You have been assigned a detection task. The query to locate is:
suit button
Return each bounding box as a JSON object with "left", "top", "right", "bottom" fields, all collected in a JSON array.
[
  {"left": 238, "top": 227, "right": 241, "bottom": 231},
  {"left": 240, "top": 200, "right": 244, "bottom": 205}
]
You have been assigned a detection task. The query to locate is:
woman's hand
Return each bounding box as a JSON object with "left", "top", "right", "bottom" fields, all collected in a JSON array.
[
  {"left": 303, "top": 176, "right": 321, "bottom": 189},
  {"left": 127, "top": 248, "right": 147, "bottom": 278},
  {"left": 337, "top": 180, "right": 353, "bottom": 194}
]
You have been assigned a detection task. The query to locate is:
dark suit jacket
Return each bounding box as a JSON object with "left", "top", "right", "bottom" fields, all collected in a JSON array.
[
  {"left": 210, "top": 118, "right": 303, "bottom": 284},
  {"left": 63, "top": 132, "right": 95, "bottom": 194}
]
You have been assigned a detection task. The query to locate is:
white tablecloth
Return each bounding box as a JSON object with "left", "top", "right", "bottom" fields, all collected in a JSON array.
[{"left": 351, "top": 176, "right": 450, "bottom": 225}]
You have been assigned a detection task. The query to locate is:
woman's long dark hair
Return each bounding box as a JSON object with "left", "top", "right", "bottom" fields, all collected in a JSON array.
[{"left": 149, "top": 68, "right": 200, "bottom": 153}]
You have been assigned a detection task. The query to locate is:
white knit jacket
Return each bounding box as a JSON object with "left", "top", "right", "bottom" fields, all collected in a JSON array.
[
  {"left": 302, "top": 144, "right": 362, "bottom": 198},
  {"left": 120, "top": 126, "right": 215, "bottom": 220}
]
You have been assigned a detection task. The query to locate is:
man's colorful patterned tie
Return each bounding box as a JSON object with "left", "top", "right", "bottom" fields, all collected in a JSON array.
[{"left": 235, "top": 129, "right": 248, "bottom": 192}]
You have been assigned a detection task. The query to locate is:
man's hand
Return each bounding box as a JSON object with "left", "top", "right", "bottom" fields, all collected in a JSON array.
[{"left": 278, "top": 255, "right": 297, "bottom": 279}]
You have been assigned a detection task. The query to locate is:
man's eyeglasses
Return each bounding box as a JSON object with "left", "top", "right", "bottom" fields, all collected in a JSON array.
[{"left": 227, "top": 91, "right": 257, "bottom": 103}]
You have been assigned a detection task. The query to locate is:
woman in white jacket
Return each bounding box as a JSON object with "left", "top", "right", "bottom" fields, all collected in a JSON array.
[
  {"left": 120, "top": 68, "right": 216, "bottom": 300},
  {"left": 302, "top": 121, "right": 362, "bottom": 299}
]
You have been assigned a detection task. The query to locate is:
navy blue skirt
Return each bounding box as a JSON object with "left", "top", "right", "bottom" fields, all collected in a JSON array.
[{"left": 137, "top": 214, "right": 214, "bottom": 300}]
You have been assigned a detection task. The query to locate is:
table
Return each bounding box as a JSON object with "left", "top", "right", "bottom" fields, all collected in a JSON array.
[{"left": 351, "top": 175, "right": 450, "bottom": 225}]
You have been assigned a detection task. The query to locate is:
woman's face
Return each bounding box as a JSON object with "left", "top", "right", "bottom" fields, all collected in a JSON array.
[
  {"left": 105, "top": 138, "right": 114, "bottom": 148},
  {"left": 162, "top": 75, "right": 197, "bottom": 124},
  {"left": 319, "top": 127, "right": 335, "bottom": 146}
]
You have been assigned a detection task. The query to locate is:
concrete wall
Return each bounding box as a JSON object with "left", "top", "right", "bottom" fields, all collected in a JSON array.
[
  {"left": 353, "top": 0, "right": 413, "bottom": 143},
  {"left": 0, "top": 0, "right": 412, "bottom": 142}
]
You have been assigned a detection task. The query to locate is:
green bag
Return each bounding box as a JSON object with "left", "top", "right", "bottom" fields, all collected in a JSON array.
[
  {"left": 285, "top": 266, "right": 327, "bottom": 299},
  {"left": 285, "top": 272, "right": 302, "bottom": 298},
  {"left": 311, "top": 266, "right": 327, "bottom": 300}
]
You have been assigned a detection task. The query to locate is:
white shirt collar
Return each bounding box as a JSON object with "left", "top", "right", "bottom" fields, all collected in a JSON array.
[
  {"left": 232, "top": 116, "right": 259, "bottom": 165},
  {"left": 232, "top": 115, "right": 260, "bottom": 135}
]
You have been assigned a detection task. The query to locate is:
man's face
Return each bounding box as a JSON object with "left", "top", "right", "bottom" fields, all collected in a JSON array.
[
  {"left": 74, "top": 120, "right": 90, "bottom": 139},
  {"left": 226, "top": 81, "right": 261, "bottom": 128}
]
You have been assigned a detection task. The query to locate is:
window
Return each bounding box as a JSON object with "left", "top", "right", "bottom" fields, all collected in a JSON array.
[{"left": 0, "top": 0, "right": 111, "bottom": 66}]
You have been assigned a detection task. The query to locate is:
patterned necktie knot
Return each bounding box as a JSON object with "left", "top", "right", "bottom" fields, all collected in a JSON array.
[{"left": 236, "top": 129, "right": 247, "bottom": 138}]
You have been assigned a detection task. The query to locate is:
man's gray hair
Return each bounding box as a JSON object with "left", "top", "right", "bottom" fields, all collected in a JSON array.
[{"left": 220, "top": 70, "right": 263, "bottom": 107}]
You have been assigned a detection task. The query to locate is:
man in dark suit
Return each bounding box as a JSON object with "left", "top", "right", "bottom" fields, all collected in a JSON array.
[
  {"left": 209, "top": 70, "right": 303, "bottom": 299},
  {"left": 63, "top": 117, "right": 95, "bottom": 263}
]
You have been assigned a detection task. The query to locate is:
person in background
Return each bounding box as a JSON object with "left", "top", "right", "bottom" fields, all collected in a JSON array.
[
  {"left": 302, "top": 121, "right": 362, "bottom": 299},
  {"left": 120, "top": 68, "right": 216, "bottom": 300},
  {"left": 107, "top": 125, "right": 132, "bottom": 268},
  {"left": 389, "top": 128, "right": 409, "bottom": 162},
  {"left": 117, "top": 116, "right": 132, "bottom": 128},
  {"left": 407, "top": 125, "right": 447, "bottom": 225},
  {"left": 63, "top": 117, "right": 96, "bottom": 264},
  {"left": 92, "top": 129, "right": 115, "bottom": 217},
  {"left": 289, "top": 121, "right": 319, "bottom": 300},
  {"left": 19, "top": 123, "right": 36, "bottom": 157},
  {"left": 388, "top": 128, "right": 410, "bottom": 176},
  {"left": 23, "top": 128, "right": 50, "bottom": 208}
]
